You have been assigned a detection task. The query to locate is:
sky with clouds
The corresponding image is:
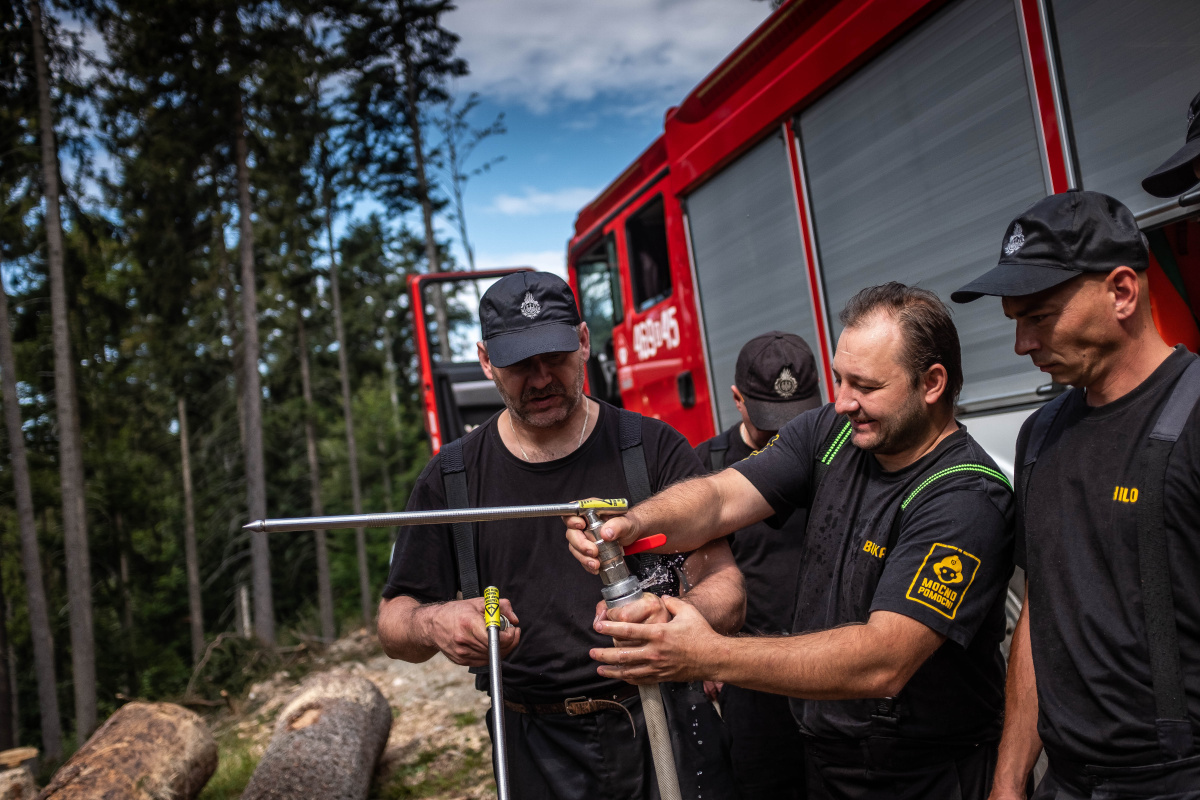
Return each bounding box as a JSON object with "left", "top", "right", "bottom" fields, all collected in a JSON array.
[{"left": 431, "top": 0, "right": 773, "bottom": 276}]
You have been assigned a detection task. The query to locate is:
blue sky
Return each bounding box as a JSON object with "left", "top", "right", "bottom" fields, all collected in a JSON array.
[{"left": 428, "top": 0, "right": 774, "bottom": 277}]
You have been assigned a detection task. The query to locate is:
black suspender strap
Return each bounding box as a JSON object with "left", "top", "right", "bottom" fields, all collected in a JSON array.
[
  {"left": 708, "top": 428, "right": 731, "bottom": 471},
  {"left": 618, "top": 409, "right": 653, "bottom": 506},
  {"left": 1138, "top": 359, "right": 1200, "bottom": 759},
  {"left": 1019, "top": 389, "right": 1073, "bottom": 524},
  {"left": 439, "top": 438, "right": 481, "bottom": 600}
]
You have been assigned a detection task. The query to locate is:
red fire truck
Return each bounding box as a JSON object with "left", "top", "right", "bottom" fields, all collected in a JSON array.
[{"left": 415, "top": 0, "right": 1200, "bottom": 476}]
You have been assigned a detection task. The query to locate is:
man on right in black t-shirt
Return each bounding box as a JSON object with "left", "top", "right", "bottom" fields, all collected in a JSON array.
[
  {"left": 693, "top": 331, "right": 821, "bottom": 800},
  {"left": 567, "top": 283, "right": 1015, "bottom": 799},
  {"left": 953, "top": 190, "right": 1200, "bottom": 799}
]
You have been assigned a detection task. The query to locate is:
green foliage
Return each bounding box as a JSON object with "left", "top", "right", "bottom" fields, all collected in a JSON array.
[
  {"left": 197, "top": 731, "right": 261, "bottom": 800},
  {"left": 0, "top": 0, "right": 468, "bottom": 751}
]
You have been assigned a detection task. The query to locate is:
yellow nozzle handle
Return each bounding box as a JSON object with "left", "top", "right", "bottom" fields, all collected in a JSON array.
[
  {"left": 576, "top": 498, "right": 629, "bottom": 511},
  {"left": 484, "top": 586, "right": 503, "bottom": 629}
]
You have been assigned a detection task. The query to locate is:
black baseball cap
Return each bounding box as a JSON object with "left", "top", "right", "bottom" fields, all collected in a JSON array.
[
  {"left": 735, "top": 332, "right": 822, "bottom": 430},
  {"left": 1142, "top": 89, "right": 1200, "bottom": 198},
  {"left": 480, "top": 272, "right": 582, "bottom": 368},
  {"left": 951, "top": 190, "right": 1148, "bottom": 303}
]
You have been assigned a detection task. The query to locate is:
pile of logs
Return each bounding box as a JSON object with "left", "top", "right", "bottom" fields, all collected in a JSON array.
[{"left": 36, "top": 703, "right": 217, "bottom": 799}]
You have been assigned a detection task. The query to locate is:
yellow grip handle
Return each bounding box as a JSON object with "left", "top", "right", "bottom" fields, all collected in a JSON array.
[
  {"left": 577, "top": 498, "right": 629, "bottom": 511},
  {"left": 484, "top": 586, "right": 503, "bottom": 629}
]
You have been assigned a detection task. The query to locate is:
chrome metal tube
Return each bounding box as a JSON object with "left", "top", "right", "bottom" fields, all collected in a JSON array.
[
  {"left": 488, "top": 625, "right": 510, "bottom": 800},
  {"left": 243, "top": 500, "right": 626, "bottom": 533}
]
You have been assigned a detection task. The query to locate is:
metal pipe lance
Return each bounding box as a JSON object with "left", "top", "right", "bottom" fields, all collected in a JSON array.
[
  {"left": 483, "top": 586, "right": 511, "bottom": 800},
  {"left": 242, "top": 499, "right": 629, "bottom": 534},
  {"left": 583, "top": 510, "right": 683, "bottom": 800}
]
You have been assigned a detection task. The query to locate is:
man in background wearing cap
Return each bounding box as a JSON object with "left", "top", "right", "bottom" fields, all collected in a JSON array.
[
  {"left": 692, "top": 331, "right": 821, "bottom": 800},
  {"left": 567, "top": 283, "right": 1015, "bottom": 799},
  {"left": 953, "top": 190, "right": 1200, "bottom": 799},
  {"left": 378, "top": 271, "right": 744, "bottom": 799},
  {"left": 1142, "top": 89, "right": 1200, "bottom": 200}
]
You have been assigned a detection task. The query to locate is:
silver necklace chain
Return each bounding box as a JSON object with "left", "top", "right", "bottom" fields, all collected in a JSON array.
[{"left": 508, "top": 398, "right": 589, "bottom": 462}]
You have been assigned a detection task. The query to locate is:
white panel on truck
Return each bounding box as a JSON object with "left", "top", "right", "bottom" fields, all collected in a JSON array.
[
  {"left": 686, "top": 131, "right": 824, "bottom": 432},
  {"left": 1049, "top": 0, "right": 1200, "bottom": 217},
  {"left": 798, "top": 0, "right": 1048, "bottom": 410}
]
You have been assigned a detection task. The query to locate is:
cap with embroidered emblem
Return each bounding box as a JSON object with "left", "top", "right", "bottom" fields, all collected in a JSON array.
[
  {"left": 951, "top": 190, "right": 1148, "bottom": 303},
  {"left": 480, "top": 272, "right": 582, "bottom": 368},
  {"left": 1141, "top": 89, "right": 1200, "bottom": 199},
  {"left": 734, "top": 331, "right": 821, "bottom": 431}
]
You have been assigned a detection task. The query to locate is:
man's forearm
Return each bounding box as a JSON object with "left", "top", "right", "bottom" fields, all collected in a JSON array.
[
  {"left": 990, "top": 586, "right": 1042, "bottom": 797},
  {"left": 377, "top": 595, "right": 439, "bottom": 662},
  {"left": 707, "top": 611, "right": 943, "bottom": 699},
  {"left": 680, "top": 541, "right": 745, "bottom": 635},
  {"left": 624, "top": 470, "right": 772, "bottom": 553}
]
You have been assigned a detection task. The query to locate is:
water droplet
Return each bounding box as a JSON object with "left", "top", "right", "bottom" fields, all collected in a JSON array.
[{"left": 698, "top": 740, "right": 703, "bottom": 744}]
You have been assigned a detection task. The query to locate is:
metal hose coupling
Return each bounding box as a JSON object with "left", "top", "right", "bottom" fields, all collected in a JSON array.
[{"left": 584, "top": 510, "right": 643, "bottom": 608}]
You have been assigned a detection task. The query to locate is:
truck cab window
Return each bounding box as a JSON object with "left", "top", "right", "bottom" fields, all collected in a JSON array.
[
  {"left": 626, "top": 195, "right": 672, "bottom": 311},
  {"left": 575, "top": 236, "right": 624, "bottom": 406}
]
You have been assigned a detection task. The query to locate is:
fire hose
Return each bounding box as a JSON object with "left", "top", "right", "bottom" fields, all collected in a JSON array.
[{"left": 245, "top": 499, "right": 682, "bottom": 800}]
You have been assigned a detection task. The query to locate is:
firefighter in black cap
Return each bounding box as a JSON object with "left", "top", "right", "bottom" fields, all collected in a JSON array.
[
  {"left": 1142, "top": 89, "right": 1200, "bottom": 199},
  {"left": 953, "top": 190, "right": 1200, "bottom": 799},
  {"left": 378, "top": 271, "right": 743, "bottom": 799},
  {"left": 693, "top": 331, "right": 822, "bottom": 800}
]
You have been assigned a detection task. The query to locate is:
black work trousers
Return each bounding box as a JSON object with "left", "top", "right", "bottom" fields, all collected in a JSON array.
[
  {"left": 719, "top": 684, "right": 806, "bottom": 800},
  {"left": 1033, "top": 754, "right": 1200, "bottom": 800},
  {"left": 803, "top": 737, "right": 997, "bottom": 800},
  {"left": 486, "top": 683, "right": 734, "bottom": 800}
]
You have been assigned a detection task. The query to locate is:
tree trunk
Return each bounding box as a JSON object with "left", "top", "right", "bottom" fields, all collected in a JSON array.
[
  {"left": 0, "top": 583, "right": 13, "bottom": 752},
  {"left": 37, "top": 702, "right": 217, "bottom": 800},
  {"left": 234, "top": 98, "right": 274, "bottom": 645},
  {"left": 29, "top": 0, "right": 96, "bottom": 740},
  {"left": 177, "top": 397, "right": 205, "bottom": 664},
  {"left": 297, "top": 319, "right": 335, "bottom": 642},
  {"left": 400, "top": 37, "right": 452, "bottom": 362},
  {"left": 326, "top": 213, "right": 372, "bottom": 631},
  {"left": 241, "top": 672, "right": 391, "bottom": 800},
  {"left": 0, "top": 272, "right": 61, "bottom": 759},
  {"left": 115, "top": 513, "right": 137, "bottom": 695}
]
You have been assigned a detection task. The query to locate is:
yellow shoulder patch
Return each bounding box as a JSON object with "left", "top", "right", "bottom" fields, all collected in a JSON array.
[{"left": 905, "top": 543, "right": 981, "bottom": 620}]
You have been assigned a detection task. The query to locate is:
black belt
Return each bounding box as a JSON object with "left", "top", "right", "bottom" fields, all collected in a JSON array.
[
  {"left": 805, "top": 735, "right": 992, "bottom": 771},
  {"left": 502, "top": 684, "right": 640, "bottom": 735}
]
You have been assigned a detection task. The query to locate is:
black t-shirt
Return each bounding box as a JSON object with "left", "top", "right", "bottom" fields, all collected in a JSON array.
[
  {"left": 382, "top": 400, "right": 704, "bottom": 701},
  {"left": 1016, "top": 346, "right": 1200, "bottom": 767},
  {"left": 732, "top": 404, "right": 1014, "bottom": 743},
  {"left": 695, "top": 425, "right": 807, "bottom": 635}
]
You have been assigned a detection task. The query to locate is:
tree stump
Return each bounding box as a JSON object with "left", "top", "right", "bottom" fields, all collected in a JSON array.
[
  {"left": 241, "top": 672, "right": 392, "bottom": 800},
  {"left": 37, "top": 702, "right": 216, "bottom": 800}
]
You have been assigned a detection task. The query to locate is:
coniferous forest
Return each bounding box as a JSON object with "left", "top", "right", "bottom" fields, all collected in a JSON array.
[{"left": 0, "top": 0, "right": 504, "bottom": 763}]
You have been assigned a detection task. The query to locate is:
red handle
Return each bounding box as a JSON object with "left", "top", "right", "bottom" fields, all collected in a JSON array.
[{"left": 623, "top": 533, "right": 667, "bottom": 556}]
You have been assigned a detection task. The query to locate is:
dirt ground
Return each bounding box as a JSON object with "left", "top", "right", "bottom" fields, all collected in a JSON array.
[{"left": 211, "top": 630, "right": 497, "bottom": 800}]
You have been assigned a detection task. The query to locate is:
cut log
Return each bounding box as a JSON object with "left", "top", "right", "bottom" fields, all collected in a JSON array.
[
  {"left": 37, "top": 702, "right": 216, "bottom": 800},
  {"left": 0, "top": 767, "right": 36, "bottom": 800},
  {"left": 241, "top": 671, "right": 392, "bottom": 800}
]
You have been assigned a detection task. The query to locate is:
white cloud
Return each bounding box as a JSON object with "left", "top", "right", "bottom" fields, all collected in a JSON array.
[
  {"left": 474, "top": 249, "right": 567, "bottom": 278},
  {"left": 448, "top": 0, "right": 772, "bottom": 113},
  {"left": 490, "top": 186, "right": 601, "bottom": 216}
]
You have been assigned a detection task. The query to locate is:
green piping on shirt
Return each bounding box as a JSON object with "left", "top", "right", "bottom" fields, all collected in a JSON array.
[
  {"left": 900, "top": 464, "right": 1012, "bottom": 510},
  {"left": 821, "top": 421, "right": 852, "bottom": 465}
]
